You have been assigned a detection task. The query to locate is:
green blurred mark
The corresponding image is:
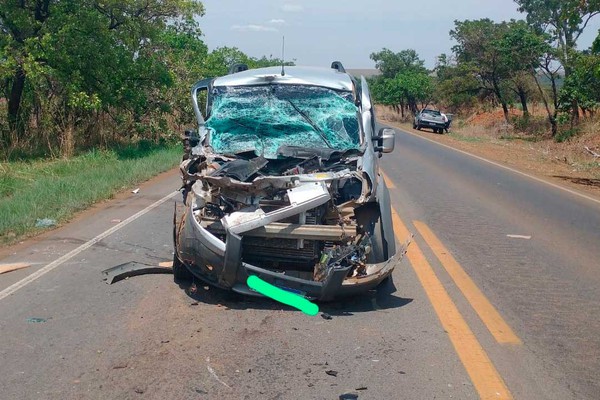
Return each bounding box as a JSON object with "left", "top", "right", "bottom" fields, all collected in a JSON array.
[{"left": 246, "top": 275, "right": 319, "bottom": 316}]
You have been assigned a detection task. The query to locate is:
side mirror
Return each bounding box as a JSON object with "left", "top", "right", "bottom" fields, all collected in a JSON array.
[
  {"left": 184, "top": 129, "right": 200, "bottom": 147},
  {"left": 374, "top": 127, "right": 395, "bottom": 153}
]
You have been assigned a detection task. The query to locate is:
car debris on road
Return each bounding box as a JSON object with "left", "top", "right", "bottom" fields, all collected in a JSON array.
[{"left": 101, "top": 261, "right": 173, "bottom": 284}]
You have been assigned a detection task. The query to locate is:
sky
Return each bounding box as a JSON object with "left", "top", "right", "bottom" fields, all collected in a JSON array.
[{"left": 198, "top": 0, "right": 600, "bottom": 69}]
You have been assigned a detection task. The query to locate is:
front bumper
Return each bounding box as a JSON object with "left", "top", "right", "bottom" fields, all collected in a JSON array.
[{"left": 176, "top": 200, "right": 397, "bottom": 301}]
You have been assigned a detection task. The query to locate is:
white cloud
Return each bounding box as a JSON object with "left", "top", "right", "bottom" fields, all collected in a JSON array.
[
  {"left": 282, "top": 3, "right": 303, "bottom": 12},
  {"left": 231, "top": 24, "right": 278, "bottom": 32},
  {"left": 269, "top": 19, "right": 286, "bottom": 25}
]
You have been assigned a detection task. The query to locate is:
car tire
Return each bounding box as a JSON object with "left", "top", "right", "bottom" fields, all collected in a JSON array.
[
  {"left": 367, "top": 211, "right": 388, "bottom": 264},
  {"left": 173, "top": 205, "right": 194, "bottom": 283},
  {"left": 416, "top": 124, "right": 421, "bottom": 131},
  {"left": 173, "top": 253, "right": 194, "bottom": 283}
]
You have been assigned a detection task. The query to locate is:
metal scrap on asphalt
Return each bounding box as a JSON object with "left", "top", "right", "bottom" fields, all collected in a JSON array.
[
  {"left": 506, "top": 234, "right": 532, "bottom": 239},
  {"left": 101, "top": 261, "right": 173, "bottom": 284}
]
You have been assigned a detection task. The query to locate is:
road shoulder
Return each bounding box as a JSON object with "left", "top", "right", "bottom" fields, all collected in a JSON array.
[{"left": 383, "top": 120, "right": 600, "bottom": 202}]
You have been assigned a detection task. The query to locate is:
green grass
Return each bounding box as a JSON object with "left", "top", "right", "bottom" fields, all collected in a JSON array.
[{"left": 0, "top": 144, "right": 181, "bottom": 244}]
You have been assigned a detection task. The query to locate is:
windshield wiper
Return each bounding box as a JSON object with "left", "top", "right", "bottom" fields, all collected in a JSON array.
[{"left": 285, "top": 99, "right": 333, "bottom": 148}]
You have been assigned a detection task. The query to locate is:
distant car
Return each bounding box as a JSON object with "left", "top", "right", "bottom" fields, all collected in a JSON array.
[
  {"left": 413, "top": 109, "right": 447, "bottom": 134},
  {"left": 173, "top": 62, "right": 399, "bottom": 301}
]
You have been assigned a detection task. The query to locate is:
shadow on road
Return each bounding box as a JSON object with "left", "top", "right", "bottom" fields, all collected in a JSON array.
[
  {"left": 553, "top": 175, "right": 600, "bottom": 188},
  {"left": 176, "top": 274, "right": 413, "bottom": 316}
]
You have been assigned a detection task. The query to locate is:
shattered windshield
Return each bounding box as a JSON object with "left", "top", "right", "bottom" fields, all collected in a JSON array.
[{"left": 205, "top": 85, "right": 360, "bottom": 159}]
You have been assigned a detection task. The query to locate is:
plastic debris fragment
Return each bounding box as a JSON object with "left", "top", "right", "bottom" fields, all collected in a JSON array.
[
  {"left": 26, "top": 317, "right": 47, "bottom": 323},
  {"left": 35, "top": 218, "right": 56, "bottom": 228}
]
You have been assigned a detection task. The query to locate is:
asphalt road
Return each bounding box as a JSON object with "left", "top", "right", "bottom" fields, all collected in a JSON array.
[{"left": 0, "top": 127, "right": 599, "bottom": 399}]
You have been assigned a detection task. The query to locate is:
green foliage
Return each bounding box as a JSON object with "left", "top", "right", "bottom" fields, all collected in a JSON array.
[
  {"left": 497, "top": 20, "right": 550, "bottom": 71},
  {"left": 559, "top": 52, "right": 600, "bottom": 111},
  {"left": 0, "top": 0, "right": 207, "bottom": 155},
  {"left": 0, "top": 2, "right": 294, "bottom": 158},
  {"left": 435, "top": 60, "right": 483, "bottom": 111},
  {"left": 369, "top": 49, "right": 433, "bottom": 115},
  {"left": 203, "top": 47, "right": 254, "bottom": 77},
  {"left": 451, "top": 19, "right": 517, "bottom": 118},
  {"left": 515, "top": 0, "right": 600, "bottom": 50},
  {"left": 593, "top": 29, "right": 600, "bottom": 53},
  {"left": 370, "top": 48, "right": 427, "bottom": 79},
  {"left": 515, "top": 0, "right": 600, "bottom": 123},
  {"left": 203, "top": 47, "right": 294, "bottom": 78}
]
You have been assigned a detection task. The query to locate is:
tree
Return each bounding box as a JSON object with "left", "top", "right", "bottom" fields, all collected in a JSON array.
[
  {"left": 435, "top": 61, "right": 484, "bottom": 112},
  {"left": 203, "top": 47, "right": 253, "bottom": 77},
  {"left": 369, "top": 48, "right": 431, "bottom": 117},
  {"left": 451, "top": 19, "right": 514, "bottom": 122},
  {"left": 515, "top": 0, "right": 600, "bottom": 123},
  {"left": 498, "top": 19, "right": 561, "bottom": 134},
  {"left": 593, "top": 29, "right": 600, "bottom": 53},
  {"left": 0, "top": 0, "right": 205, "bottom": 153},
  {"left": 251, "top": 55, "right": 295, "bottom": 69},
  {"left": 496, "top": 20, "right": 547, "bottom": 118},
  {"left": 560, "top": 51, "right": 600, "bottom": 117},
  {"left": 394, "top": 71, "right": 435, "bottom": 114},
  {"left": 370, "top": 48, "right": 427, "bottom": 78}
]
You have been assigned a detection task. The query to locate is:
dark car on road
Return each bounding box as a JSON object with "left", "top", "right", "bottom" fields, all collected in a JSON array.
[
  {"left": 173, "top": 63, "right": 401, "bottom": 301},
  {"left": 414, "top": 109, "right": 447, "bottom": 133}
]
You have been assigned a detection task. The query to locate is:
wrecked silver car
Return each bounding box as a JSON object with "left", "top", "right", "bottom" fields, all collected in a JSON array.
[{"left": 173, "top": 63, "right": 398, "bottom": 301}]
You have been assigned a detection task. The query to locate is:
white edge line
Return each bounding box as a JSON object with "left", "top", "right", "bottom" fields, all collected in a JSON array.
[
  {"left": 396, "top": 126, "right": 600, "bottom": 206},
  {"left": 0, "top": 191, "right": 178, "bottom": 302}
]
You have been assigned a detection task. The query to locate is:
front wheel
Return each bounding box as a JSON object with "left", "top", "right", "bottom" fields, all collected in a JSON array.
[
  {"left": 173, "top": 203, "right": 193, "bottom": 283},
  {"left": 173, "top": 253, "right": 194, "bottom": 283}
]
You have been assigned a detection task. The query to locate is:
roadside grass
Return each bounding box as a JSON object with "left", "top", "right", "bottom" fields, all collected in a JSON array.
[
  {"left": 447, "top": 131, "right": 486, "bottom": 143},
  {"left": 0, "top": 144, "right": 181, "bottom": 245}
]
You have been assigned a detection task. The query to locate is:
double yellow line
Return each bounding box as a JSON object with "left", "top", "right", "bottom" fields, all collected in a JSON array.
[{"left": 383, "top": 172, "right": 519, "bottom": 400}]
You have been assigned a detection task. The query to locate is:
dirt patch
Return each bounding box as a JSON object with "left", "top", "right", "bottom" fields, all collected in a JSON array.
[{"left": 381, "top": 118, "right": 600, "bottom": 199}]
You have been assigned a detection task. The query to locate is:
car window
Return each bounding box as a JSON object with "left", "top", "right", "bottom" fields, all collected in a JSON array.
[{"left": 205, "top": 85, "right": 360, "bottom": 158}]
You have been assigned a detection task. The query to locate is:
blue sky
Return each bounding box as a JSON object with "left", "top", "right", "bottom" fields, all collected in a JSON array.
[{"left": 198, "top": 0, "right": 600, "bottom": 68}]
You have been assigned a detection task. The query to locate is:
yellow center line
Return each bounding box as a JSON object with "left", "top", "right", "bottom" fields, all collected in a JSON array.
[
  {"left": 380, "top": 170, "right": 396, "bottom": 189},
  {"left": 391, "top": 209, "right": 513, "bottom": 399},
  {"left": 413, "top": 221, "right": 522, "bottom": 345}
]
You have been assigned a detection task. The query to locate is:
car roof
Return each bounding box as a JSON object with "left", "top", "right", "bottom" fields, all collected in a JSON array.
[{"left": 212, "top": 66, "right": 355, "bottom": 92}]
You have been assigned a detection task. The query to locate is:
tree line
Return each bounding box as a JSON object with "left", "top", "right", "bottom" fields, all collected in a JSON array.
[
  {"left": 369, "top": 0, "right": 600, "bottom": 138},
  {"left": 0, "top": 0, "right": 287, "bottom": 158}
]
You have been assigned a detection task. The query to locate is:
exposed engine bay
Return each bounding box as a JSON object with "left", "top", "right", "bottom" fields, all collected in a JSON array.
[{"left": 179, "top": 144, "right": 385, "bottom": 284}]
